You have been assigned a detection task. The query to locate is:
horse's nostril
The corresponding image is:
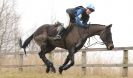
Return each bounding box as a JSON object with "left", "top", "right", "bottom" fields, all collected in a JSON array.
[
  {"left": 107, "top": 44, "right": 114, "bottom": 50},
  {"left": 108, "top": 45, "right": 114, "bottom": 50},
  {"left": 110, "top": 46, "right": 114, "bottom": 50}
]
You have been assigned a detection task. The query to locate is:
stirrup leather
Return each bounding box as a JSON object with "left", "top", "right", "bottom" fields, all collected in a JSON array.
[{"left": 53, "top": 35, "right": 61, "bottom": 40}]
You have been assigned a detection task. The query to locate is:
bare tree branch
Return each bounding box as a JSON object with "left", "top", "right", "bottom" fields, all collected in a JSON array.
[{"left": 0, "top": 0, "right": 20, "bottom": 53}]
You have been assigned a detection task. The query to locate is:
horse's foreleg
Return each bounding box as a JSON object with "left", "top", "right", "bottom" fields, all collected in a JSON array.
[
  {"left": 62, "top": 53, "right": 74, "bottom": 70},
  {"left": 59, "top": 54, "right": 70, "bottom": 74},
  {"left": 76, "top": 37, "right": 87, "bottom": 48},
  {"left": 59, "top": 48, "right": 75, "bottom": 74}
]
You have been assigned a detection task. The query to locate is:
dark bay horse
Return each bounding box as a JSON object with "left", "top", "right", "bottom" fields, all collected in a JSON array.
[{"left": 19, "top": 22, "right": 114, "bottom": 74}]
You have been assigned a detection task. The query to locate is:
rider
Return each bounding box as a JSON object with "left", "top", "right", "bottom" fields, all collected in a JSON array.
[{"left": 53, "top": 3, "right": 95, "bottom": 40}]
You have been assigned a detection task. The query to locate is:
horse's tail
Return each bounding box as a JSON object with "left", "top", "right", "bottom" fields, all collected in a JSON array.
[{"left": 19, "top": 33, "right": 34, "bottom": 55}]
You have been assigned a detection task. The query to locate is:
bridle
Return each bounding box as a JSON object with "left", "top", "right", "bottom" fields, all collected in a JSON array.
[
  {"left": 83, "top": 27, "right": 112, "bottom": 49},
  {"left": 83, "top": 36, "right": 105, "bottom": 49}
]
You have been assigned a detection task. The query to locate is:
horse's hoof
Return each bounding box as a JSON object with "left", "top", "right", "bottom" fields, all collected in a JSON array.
[
  {"left": 51, "top": 67, "right": 56, "bottom": 73},
  {"left": 59, "top": 67, "right": 63, "bottom": 74},
  {"left": 46, "top": 67, "right": 50, "bottom": 73}
]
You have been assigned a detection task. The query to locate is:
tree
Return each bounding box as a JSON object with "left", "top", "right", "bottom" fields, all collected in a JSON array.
[{"left": 0, "top": 0, "right": 19, "bottom": 53}]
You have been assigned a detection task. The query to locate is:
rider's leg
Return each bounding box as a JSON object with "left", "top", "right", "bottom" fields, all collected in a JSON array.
[
  {"left": 53, "top": 26, "right": 65, "bottom": 40},
  {"left": 53, "top": 12, "right": 70, "bottom": 40}
]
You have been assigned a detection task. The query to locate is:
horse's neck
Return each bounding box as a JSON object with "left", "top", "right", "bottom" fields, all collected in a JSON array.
[
  {"left": 74, "top": 26, "right": 87, "bottom": 37},
  {"left": 66, "top": 24, "right": 105, "bottom": 41},
  {"left": 86, "top": 25, "right": 105, "bottom": 36}
]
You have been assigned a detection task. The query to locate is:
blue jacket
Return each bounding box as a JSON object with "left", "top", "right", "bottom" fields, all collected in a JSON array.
[{"left": 66, "top": 6, "right": 90, "bottom": 27}]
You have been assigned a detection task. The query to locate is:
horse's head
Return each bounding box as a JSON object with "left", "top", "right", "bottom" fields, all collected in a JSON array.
[{"left": 99, "top": 24, "right": 114, "bottom": 50}]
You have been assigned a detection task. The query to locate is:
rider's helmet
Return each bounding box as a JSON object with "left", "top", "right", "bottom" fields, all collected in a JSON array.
[{"left": 86, "top": 3, "right": 95, "bottom": 12}]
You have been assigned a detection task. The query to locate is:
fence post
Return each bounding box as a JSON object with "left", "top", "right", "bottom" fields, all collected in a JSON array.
[
  {"left": 122, "top": 50, "right": 128, "bottom": 77},
  {"left": 49, "top": 52, "right": 54, "bottom": 64},
  {"left": 82, "top": 51, "right": 87, "bottom": 75},
  {"left": 19, "top": 53, "right": 23, "bottom": 71}
]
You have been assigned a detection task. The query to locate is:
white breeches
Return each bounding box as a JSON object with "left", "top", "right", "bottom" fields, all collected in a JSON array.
[{"left": 54, "top": 11, "right": 70, "bottom": 29}]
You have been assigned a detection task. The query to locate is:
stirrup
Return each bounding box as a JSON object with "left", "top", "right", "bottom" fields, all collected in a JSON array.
[{"left": 53, "top": 35, "right": 61, "bottom": 40}]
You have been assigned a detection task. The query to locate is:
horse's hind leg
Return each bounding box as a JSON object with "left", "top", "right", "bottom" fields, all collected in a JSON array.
[{"left": 39, "top": 43, "right": 56, "bottom": 73}]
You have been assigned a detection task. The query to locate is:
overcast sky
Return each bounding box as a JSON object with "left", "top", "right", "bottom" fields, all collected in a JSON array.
[{"left": 16, "top": 0, "right": 133, "bottom": 47}]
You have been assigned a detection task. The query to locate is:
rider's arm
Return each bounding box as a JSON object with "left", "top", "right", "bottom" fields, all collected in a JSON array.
[
  {"left": 75, "top": 9, "right": 84, "bottom": 26},
  {"left": 82, "top": 17, "right": 89, "bottom": 25}
]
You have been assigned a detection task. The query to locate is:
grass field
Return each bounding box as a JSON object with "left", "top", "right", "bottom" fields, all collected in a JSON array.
[
  {"left": 0, "top": 51, "right": 133, "bottom": 78},
  {"left": 0, "top": 66, "right": 131, "bottom": 78},
  {"left": 0, "top": 70, "right": 123, "bottom": 78}
]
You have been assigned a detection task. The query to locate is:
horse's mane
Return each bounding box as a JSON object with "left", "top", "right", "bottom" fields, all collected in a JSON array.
[
  {"left": 69, "top": 23, "right": 105, "bottom": 28},
  {"left": 89, "top": 24, "right": 105, "bottom": 26},
  {"left": 46, "top": 23, "right": 106, "bottom": 38}
]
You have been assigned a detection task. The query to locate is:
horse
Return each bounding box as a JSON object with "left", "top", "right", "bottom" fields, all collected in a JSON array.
[{"left": 19, "top": 22, "right": 114, "bottom": 74}]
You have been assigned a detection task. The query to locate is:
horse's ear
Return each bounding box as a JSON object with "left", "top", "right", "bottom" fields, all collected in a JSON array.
[
  {"left": 55, "top": 21, "right": 60, "bottom": 25},
  {"left": 55, "top": 21, "right": 62, "bottom": 26},
  {"left": 106, "top": 24, "right": 112, "bottom": 29}
]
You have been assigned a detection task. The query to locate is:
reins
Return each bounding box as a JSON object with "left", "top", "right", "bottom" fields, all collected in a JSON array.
[{"left": 83, "top": 36, "right": 104, "bottom": 49}]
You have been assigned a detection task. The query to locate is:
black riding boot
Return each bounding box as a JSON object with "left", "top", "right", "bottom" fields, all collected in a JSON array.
[{"left": 53, "top": 26, "right": 65, "bottom": 40}]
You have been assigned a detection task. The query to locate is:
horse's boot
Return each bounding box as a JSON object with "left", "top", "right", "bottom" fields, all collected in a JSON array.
[{"left": 53, "top": 26, "right": 65, "bottom": 40}]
